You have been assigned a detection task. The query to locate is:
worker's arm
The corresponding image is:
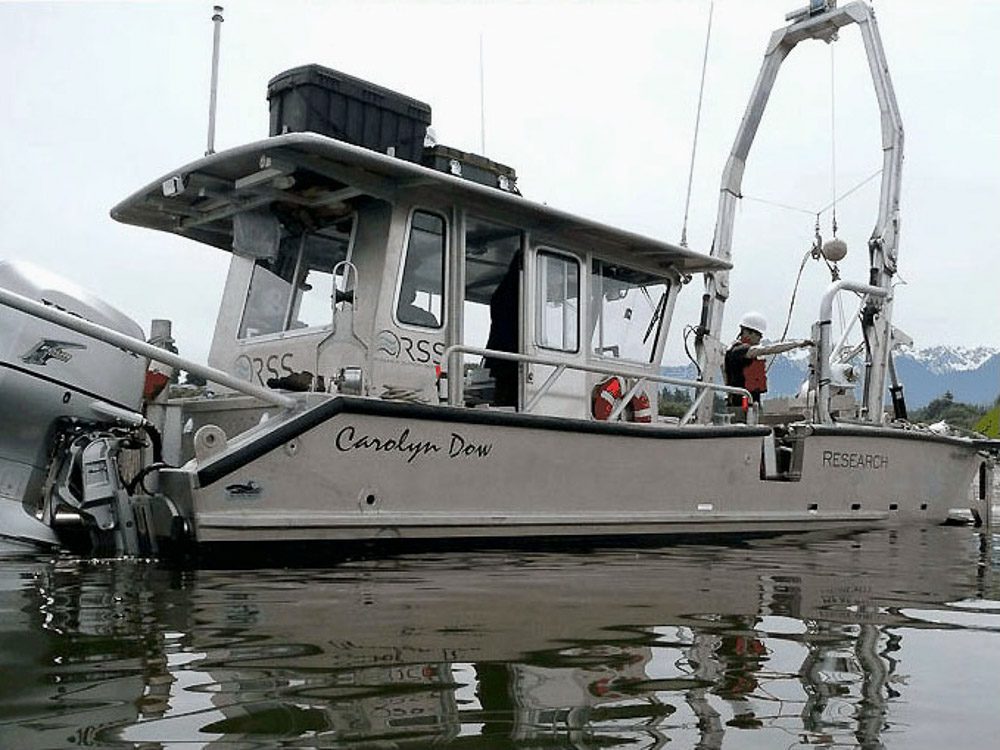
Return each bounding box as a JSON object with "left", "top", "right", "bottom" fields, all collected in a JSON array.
[{"left": 747, "top": 339, "right": 813, "bottom": 358}]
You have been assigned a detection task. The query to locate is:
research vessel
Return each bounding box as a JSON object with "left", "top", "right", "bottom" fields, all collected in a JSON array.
[{"left": 0, "top": 1, "right": 994, "bottom": 558}]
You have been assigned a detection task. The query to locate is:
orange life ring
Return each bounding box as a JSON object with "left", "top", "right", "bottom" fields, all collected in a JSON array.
[
  {"left": 592, "top": 376, "right": 624, "bottom": 420},
  {"left": 628, "top": 392, "right": 653, "bottom": 423},
  {"left": 593, "top": 377, "right": 652, "bottom": 423}
]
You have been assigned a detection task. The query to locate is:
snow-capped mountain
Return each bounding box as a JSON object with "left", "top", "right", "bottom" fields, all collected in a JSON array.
[
  {"left": 891, "top": 346, "right": 998, "bottom": 407},
  {"left": 664, "top": 345, "right": 1000, "bottom": 408},
  {"left": 895, "top": 345, "right": 997, "bottom": 375}
]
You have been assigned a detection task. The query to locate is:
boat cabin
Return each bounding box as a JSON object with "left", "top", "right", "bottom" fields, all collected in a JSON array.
[{"left": 113, "top": 132, "right": 729, "bottom": 421}]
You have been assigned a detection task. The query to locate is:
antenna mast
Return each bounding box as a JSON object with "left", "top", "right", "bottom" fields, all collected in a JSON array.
[
  {"left": 206, "top": 5, "right": 224, "bottom": 156},
  {"left": 680, "top": 1, "right": 714, "bottom": 248},
  {"left": 479, "top": 32, "right": 487, "bottom": 154}
]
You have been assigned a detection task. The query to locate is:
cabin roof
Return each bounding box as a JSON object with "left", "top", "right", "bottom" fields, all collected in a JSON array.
[{"left": 111, "top": 132, "right": 730, "bottom": 274}]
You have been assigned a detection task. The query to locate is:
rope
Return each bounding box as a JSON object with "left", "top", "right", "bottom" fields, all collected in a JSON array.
[
  {"left": 680, "top": 0, "right": 714, "bottom": 248},
  {"left": 768, "top": 248, "right": 812, "bottom": 373},
  {"left": 814, "top": 168, "right": 882, "bottom": 214},
  {"left": 380, "top": 385, "right": 429, "bottom": 404},
  {"left": 740, "top": 194, "right": 816, "bottom": 216},
  {"left": 830, "top": 43, "right": 838, "bottom": 237},
  {"left": 741, "top": 168, "right": 882, "bottom": 218}
]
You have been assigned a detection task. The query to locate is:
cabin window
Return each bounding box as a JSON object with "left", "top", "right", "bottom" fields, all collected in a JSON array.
[
  {"left": 396, "top": 211, "right": 446, "bottom": 328},
  {"left": 238, "top": 215, "right": 354, "bottom": 339},
  {"left": 535, "top": 251, "right": 580, "bottom": 353},
  {"left": 590, "top": 260, "right": 671, "bottom": 363}
]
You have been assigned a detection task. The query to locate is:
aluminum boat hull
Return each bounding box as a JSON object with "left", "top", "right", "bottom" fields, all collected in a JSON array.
[{"left": 159, "top": 396, "right": 986, "bottom": 547}]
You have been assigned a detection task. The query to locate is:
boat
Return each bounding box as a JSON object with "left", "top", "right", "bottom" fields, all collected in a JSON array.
[{"left": 0, "top": 0, "right": 995, "bottom": 559}]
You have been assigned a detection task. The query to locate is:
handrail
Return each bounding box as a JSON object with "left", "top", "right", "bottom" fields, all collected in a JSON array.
[
  {"left": 441, "top": 344, "right": 751, "bottom": 420},
  {"left": 314, "top": 260, "right": 366, "bottom": 389},
  {"left": 0, "top": 286, "right": 298, "bottom": 410}
]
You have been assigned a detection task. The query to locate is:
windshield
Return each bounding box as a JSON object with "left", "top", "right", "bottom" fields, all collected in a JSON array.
[
  {"left": 590, "top": 260, "right": 670, "bottom": 364},
  {"left": 238, "top": 215, "right": 354, "bottom": 339}
]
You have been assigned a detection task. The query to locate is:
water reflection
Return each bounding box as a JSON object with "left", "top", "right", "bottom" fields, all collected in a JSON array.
[{"left": 1, "top": 527, "right": 999, "bottom": 748}]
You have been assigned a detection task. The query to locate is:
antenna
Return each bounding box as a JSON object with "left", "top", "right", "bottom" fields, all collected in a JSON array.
[
  {"left": 479, "top": 32, "right": 487, "bottom": 154},
  {"left": 205, "top": 5, "right": 224, "bottom": 156},
  {"left": 680, "top": 1, "right": 714, "bottom": 248}
]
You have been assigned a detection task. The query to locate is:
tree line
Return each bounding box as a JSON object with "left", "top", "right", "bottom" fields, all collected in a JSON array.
[
  {"left": 909, "top": 391, "right": 999, "bottom": 431},
  {"left": 658, "top": 386, "right": 999, "bottom": 432}
]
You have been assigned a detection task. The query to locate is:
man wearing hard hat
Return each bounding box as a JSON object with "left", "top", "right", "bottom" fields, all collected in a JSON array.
[{"left": 724, "top": 312, "right": 812, "bottom": 409}]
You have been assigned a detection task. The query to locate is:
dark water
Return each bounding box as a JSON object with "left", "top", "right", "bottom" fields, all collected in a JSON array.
[{"left": 1, "top": 526, "right": 998, "bottom": 749}]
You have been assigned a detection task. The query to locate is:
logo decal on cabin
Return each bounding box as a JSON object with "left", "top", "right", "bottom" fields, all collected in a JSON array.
[
  {"left": 376, "top": 330, "right": 401, "bottom": 357},
  {"left": 21, "top": 339, "right": 86, "bottom": 366},
  {"left": 375, "top": 330, "right": 445, "bottom": 364}
]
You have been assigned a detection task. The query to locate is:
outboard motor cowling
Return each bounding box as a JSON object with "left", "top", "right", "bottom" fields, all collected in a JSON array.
[{"left": 0, "top": 260, "right": 148, "bottom": 543}]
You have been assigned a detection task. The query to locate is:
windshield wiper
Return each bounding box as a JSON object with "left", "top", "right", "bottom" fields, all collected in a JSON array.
[{"left": 642, "top": 292, "right": 668, "bottom": 345}]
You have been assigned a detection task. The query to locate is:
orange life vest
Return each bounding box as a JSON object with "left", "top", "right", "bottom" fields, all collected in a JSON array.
[{"left": 743, "top": 357, "right": 767, "bottom": 394}]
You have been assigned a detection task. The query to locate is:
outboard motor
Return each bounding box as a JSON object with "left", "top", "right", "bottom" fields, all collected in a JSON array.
[{"left": 0, "top": 260, "right": 153, "bottom": 552}]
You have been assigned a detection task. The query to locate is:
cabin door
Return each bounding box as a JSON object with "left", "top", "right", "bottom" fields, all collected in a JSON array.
[{"left": 462, "top": 218, "right": 524, "bottom": 408}]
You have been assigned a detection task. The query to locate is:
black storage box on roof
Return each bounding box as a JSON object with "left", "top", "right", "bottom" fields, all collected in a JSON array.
[
  {"left": 267, "top": 64, "right": 432, "bottom": 163},
  {"left": 422, "top": 144, "right": 519, "bottom": 193}
]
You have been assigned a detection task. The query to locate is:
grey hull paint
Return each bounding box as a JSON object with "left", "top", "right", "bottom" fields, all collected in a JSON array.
[{"left": 162, "top": 397, "right": 984, "bottom": 545}]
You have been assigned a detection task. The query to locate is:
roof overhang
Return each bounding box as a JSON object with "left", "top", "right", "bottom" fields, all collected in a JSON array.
[{"left": 111, "top": 133, "right": 730, "bottom": 274}]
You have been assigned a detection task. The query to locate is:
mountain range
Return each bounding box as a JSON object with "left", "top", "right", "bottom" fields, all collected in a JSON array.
[{"left": 664, "top": 345, "right": 1000, "bottom": 408}]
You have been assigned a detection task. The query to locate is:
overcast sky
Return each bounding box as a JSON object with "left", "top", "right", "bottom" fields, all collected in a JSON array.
[{"left": 1, "top": 0, "right": 997, "bottom": 365}]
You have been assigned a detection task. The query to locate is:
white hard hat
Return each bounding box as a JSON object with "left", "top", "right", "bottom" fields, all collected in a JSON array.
[{"left": 739, "top": 311, "right": 767, "bottom": 335}]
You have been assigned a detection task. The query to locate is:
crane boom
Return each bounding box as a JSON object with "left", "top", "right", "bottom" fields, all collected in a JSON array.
[{"left": 692, "top": 1, "right": 903, "bottom": 425}]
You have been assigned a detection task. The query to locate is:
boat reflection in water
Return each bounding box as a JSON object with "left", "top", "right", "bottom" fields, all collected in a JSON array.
[{"left": 1, "top": 526, "right": 999, "bottom": 748}]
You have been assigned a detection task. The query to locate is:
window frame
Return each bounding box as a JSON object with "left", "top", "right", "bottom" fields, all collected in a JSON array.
[
  {"left": 392, "top": 207, "right": 449, "bottom": 332},
  {"left": 236, "top": 213, "right": 358, "bottom": 342},
  {"left": 533, "top": 247, "right": 582, "bottom": 355}
]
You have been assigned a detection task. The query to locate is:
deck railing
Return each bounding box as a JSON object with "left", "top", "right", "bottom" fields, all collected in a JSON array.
[{"left": 441, "top": 345, "right": 752, "bottom": 424}]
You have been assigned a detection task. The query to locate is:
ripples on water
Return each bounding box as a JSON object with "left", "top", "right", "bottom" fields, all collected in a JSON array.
[{"left": 1, "top": 526, "right": 998, "bottom": 749}]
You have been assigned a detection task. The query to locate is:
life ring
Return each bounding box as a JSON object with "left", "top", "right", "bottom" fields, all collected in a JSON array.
[
  {"left": 592, "top": 377, "right": 652, "bottom": 423},
  {"left": 592, "top": 376, "right": 624, "bottom": 420},
  {"left": 628, "top": 391, "right": 653, "bottom": 423}
]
